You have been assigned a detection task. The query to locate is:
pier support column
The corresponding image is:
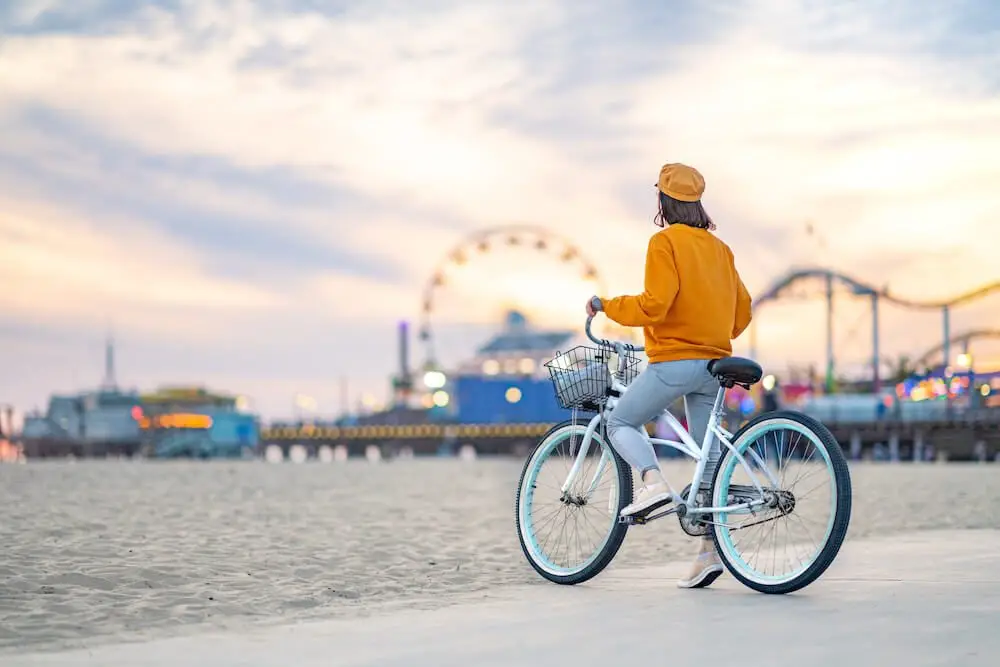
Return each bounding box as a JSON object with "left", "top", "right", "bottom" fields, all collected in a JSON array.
[
  {"left": 942, "top": 306, "right": 951, "bottom": 370},
  {"left": 825, "top": 272, "right": 835, "bottom": 394},
  {"left": 849, "top": 431, "right": 862, "bottom": 461},
  {"left": 943, "top": 306, "right": 952, "bottom": 418},
  {"left": 289, "top": 443, "right": 308, "bottom": 463},
  {"left": 913, "top": 431, "right": 925, "bottom": 462},
  {"left": 888, "top": 432, "right": 900, "bottom": 462},
  {"left": 871, "top": 293, "right": 880, "bottom": 394},
  {"left": 264, "top": 444, "right": 284, "bottom": 463}
]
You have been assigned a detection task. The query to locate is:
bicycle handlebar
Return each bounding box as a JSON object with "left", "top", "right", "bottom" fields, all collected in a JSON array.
[{"left": 585, "top": 312, "right": 645, "bottom": 353}]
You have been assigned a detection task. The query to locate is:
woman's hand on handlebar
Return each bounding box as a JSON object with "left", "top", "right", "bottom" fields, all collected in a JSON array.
[
  {"left": 585, "top": 295, "right": 603, "bottom": 318},
  {"left": 583, "top": 298, "right": 646, "bottom": 353}
]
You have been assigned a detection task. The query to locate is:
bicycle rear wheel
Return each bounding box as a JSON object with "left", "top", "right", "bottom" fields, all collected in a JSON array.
[
  {"left": 515, "top": 418, "right": 632, "bottom": 585},
  {"left": 709, "top": 410, "right": 852, "bottom": 594}
]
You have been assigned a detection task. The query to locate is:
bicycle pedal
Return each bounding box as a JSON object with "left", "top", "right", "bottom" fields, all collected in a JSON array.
[{"left": 619, "top": 496, "right": 675, "bottom": 525}]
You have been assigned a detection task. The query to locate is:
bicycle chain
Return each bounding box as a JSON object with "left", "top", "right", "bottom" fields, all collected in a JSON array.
[{"left": 701, "top": 506, "right": 791, "bottom": 531}]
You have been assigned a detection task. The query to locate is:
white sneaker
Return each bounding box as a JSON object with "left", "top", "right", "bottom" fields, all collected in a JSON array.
[
  {"left": 619, "top": 481, "right": 673, "bottom": 517},
  {"left": 677, "top": 550, "right": 724, "bottom": 589}
]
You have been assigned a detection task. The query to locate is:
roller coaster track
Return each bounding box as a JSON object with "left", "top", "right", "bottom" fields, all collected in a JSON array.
[
  {"left": 915, "top": 329, "right": 1000, "bottom": 367},
  {"left": 753, "top": 267, "right": 1000, "bottom": 310}
]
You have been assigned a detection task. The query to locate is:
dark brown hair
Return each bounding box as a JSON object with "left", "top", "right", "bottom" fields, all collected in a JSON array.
[{"left": 658, "top": 192, "right": 715, "bottom": 230}]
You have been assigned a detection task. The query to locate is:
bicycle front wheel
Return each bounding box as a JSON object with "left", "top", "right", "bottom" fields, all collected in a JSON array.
[
  {"left": 709, "top": 410, "right": 852, "bottom": 594},
  {"left": 515, "top": 418, "right": 632, "bottom": 585}
]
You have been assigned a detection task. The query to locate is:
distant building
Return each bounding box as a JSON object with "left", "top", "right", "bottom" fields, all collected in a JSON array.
[
  {"left": 447, "top": 310, "right": 580, "bottom": 425},
  {"left": 454, "top": 311, "right": 574, "bottom": 377},
  {"left": 22, "top": 388, "right": 143, "bottom": 452},
  {"left": 137, "top": 386, "right": 259, "bottom": 458},
  {"left": 19, "top": 338, "right": 258, "bottom": 458},
  {"left": 21, "top": 385, "right": 259, "bottom": 458}
]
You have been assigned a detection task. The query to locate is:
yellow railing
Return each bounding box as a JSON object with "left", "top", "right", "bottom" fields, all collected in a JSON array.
[{"left": 260, "top": 422, "right": 558, "bottom": 441}]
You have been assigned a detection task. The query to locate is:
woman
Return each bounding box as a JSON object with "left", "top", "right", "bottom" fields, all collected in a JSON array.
[{"left": 587, "top": 162, "right": 752, "bottom": 589}]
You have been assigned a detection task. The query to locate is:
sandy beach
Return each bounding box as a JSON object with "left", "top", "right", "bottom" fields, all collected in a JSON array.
[{"left": 2, "top": 458, "right": 999, "bottom": 655}]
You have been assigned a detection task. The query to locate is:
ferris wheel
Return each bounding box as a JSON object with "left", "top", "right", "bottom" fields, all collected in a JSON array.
[{"left": 417, "top": 225, "right": 633, "bottom": 370}]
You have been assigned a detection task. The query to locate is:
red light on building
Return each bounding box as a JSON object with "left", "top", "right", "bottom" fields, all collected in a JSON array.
[{"left": 131, "top": 406, "right": 144, "bottom": 421}]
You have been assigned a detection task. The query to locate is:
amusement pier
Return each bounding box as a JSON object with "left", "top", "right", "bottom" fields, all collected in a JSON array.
[{"left": 6, "top": 226, "right": 1000, "bottom": 464}]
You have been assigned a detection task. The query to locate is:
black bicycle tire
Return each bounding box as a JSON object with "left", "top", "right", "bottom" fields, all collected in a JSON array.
[
  {"left": 514, "top": 418, "right": 633, "bottom": 585},
  {"left": 709, "top": 410, "right": 853, "bottom": 594}
]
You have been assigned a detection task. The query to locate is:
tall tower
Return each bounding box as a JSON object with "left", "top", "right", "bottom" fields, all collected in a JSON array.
[
  {"left": 101, "top": 334, "right": 118, "bottom": 390},
  {"left": 391, "top": 320, "right": 414, "bottom": 407}
]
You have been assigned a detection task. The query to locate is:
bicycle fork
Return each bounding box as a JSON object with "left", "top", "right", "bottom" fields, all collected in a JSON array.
[{"left": 559, "top": 414, "right": 616, "bottom": 512}]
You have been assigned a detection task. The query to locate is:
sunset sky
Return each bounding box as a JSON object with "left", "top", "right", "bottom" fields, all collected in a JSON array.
[{"left": 2, "top": 0, "right": 999, "bottom": 419}]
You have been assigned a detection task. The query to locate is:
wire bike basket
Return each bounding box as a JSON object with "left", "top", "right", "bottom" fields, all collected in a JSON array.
[{"left": 544, "top": 345, "right": 643, "bottom": 411}]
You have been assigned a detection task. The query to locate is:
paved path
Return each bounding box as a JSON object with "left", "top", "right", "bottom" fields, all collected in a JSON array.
[{"left": 9, "top": 530, "right": 999, "bottom": 667}]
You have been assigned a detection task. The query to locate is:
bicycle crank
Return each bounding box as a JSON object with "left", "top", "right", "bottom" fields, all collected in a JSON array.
[{"left": 619, "top": 504, "right": 680, "bottom": 525}]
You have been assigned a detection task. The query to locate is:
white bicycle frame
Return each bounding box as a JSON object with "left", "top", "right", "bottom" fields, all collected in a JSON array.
[{"left": 559, "top": 346, "right": 782, "bottom": 518}]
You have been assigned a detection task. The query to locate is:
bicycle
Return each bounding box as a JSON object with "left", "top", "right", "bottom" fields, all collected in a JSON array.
[{"left": 514, "top": 313, "right": 852, "bottom": 595}]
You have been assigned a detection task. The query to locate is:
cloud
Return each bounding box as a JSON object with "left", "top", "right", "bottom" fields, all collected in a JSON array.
[
  {"left": 0, "top": 194, "right": 279, "bottom": 329},
  {"left": 0, "top": 105, "right": 411, "bottom": 287},
  {"left": 1, "top": 0, "right": 999, "bottom": 417},
  {"left": 1, "top": 2, "right": 635, "bottom": 228}
]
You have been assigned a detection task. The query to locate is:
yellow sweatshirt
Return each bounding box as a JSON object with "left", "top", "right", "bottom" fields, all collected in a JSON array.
[{"left": 603, "top": 225, "right": 752, "bottom": 363}]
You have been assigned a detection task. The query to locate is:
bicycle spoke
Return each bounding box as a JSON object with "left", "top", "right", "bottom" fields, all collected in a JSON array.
[
  {"left": 521, "top": 425, "right": 624, "bottom": 574},
  {"left": 714, "top": 418, "right": 839, "bottom": 586}
]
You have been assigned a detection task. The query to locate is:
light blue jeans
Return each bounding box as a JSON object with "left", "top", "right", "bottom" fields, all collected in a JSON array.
[{"left": 606, "top": 359, "right": 721, "bottom": 483}]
